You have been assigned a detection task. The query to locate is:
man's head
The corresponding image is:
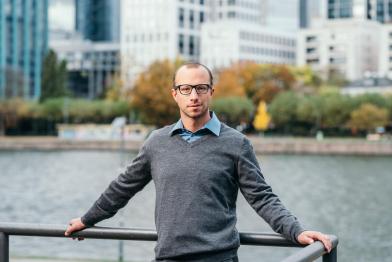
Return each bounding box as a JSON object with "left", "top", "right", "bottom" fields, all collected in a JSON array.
[{"left": 172, "top": 62, "right": 214, "bottom": 121}]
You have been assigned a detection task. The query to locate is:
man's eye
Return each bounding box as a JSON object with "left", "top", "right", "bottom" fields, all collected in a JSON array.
[{"left": 180, "top": 86, "right": 191, "bottom": 92}]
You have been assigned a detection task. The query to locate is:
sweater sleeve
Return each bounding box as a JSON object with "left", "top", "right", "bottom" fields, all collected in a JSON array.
[
  {"left": 81, "top": 142, "right": 152, "bottom": 226},
  {"left": 237, "top": 137, "right": 305, "bottom": 243}
]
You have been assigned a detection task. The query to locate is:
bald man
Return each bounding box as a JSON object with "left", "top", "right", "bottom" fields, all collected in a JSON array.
[{"left": 65, "top": 62, "right": 331, "bottom": 262}]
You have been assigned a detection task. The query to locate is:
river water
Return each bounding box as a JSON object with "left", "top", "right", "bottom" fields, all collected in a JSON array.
[{"left": 0, "top": 150, "right": 391, "bottom": 262}]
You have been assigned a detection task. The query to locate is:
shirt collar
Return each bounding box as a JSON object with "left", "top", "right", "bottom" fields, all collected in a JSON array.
[{"left": 170, "top": 111, "right": 221, "bottom": 136}]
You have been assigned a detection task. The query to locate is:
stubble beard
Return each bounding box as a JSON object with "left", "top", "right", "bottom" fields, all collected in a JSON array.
[{"left": 181, "top": 105, "right": 209, "bottom": 120}]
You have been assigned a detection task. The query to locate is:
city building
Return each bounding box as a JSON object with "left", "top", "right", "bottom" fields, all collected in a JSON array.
[
  {"left": 298, "top": 0, "right": 392, "bottom": 81},
  {"left": 324, "top": 0, "right": 392, "bottom": 23},
  {"left": 121, "top": 0, "right": 277, "bottom": 84},
  {"left": 379, "top": 24, "right": 392, "bottom": 79},
  {"left": 75, "top": 0, "right": 120, "bottom": 42},
  {"left": 51, "top": 34, "right": 120, "bottom": 98},
  {"left": 341, "top": 77, "right": 392, "bottom": 95},
  {"left": 297, "top": 19, "right": 381, "bottom": 81},
  {"left": 121, "top": 0, "right": 209, "bottom": 83},
  {"left": 299, "top": 0, "right": 323, "bottom": 29},
  {"left": 201, "top": 21, "right": 296, "bottom": 69},
  {"left": 0, "top": 0, "right": 49, "bottom": 99}
]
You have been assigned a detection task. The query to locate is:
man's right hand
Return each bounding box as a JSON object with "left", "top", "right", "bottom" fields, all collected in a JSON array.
[{"left": 65, "top": 217, "right": 86, "bottom": 240}]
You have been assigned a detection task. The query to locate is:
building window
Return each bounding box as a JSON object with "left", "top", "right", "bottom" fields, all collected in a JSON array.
[
  {"left": 200, "top": 11, "right": 204, "bottom": 23},
  {"left": 228, "top": 11, "right": 236, "bottom": 18},
  {"left": 200, "top": 0, "right": 204, "bottom": 5},
  {"left": 179, "top": 34, "right": 184, "bottom": 54},
  {"left": 189, "top": 10, "right": 194, "bottom": 29},
  {"left": 189, "top": 36, "right": 194, "bottom": 55},
  {"left": 179, "top": 8, "right": 185, "bottom": 28}
]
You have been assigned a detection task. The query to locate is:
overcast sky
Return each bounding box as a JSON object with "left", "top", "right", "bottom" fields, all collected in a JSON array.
[{"left": 49, "top": 0, "right": 300, "bottom": 32}]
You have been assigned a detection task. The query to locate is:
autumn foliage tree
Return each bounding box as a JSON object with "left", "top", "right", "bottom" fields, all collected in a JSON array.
[
  {"left": 348, "top": 103, "right": 389, "bottom": 133},
  {"left": 214, "top": 62, "right": 297, "bottom": 106},
  {"left": 253, "top": 101, "right": 270, "bottom": 132},
  {"left": 131, "top": 59, "right": 181, "bottom": 127}
]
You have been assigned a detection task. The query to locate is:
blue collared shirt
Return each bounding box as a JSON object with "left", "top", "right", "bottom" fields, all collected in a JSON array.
[{"left": 170, "top": 112, "right": 221, "bottom": 143}]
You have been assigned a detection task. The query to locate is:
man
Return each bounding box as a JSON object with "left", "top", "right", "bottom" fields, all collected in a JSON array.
[{"left": 65, "top": 62, "right": 332, "bottom": 261}]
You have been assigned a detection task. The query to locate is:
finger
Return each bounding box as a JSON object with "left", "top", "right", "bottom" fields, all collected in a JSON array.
[
  {"left": 321, "top": 236, "right": 332, "bottom": 253},
  {"left": 303, "top": 235, "right": 315, "bottom": 244}
]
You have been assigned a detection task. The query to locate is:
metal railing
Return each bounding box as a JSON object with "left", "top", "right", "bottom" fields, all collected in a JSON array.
[{"left": 0, "top": 222, "right": 338, "bottom": 262}]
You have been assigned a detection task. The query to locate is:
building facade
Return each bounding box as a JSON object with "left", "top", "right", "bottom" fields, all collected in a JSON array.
[
  {"left": 121, "top": 0, "right": 295, "bottom": 83},
  {"left": 121, "top": 0, "right": 210, "bottom": 83},
  {"left": 201, "top": 21, "right": 296, "bottom": 69},
  {"left": 325, "top": 0, "right": 392, "bottom": 22},
  {"left": 297, "top": 19, "right": 381, "bottom": 81},
  {"left": 379, "top": 24, "right": 392, "bottom": 78},
  {"left": 75, "top": 0, "right": 120, "bottom": 42},
  {"left": 0, "top": 0, "right": 49, "bottom": 99},
  {"left": 51, "top": 35, "right": 120, "bottom": 99}
]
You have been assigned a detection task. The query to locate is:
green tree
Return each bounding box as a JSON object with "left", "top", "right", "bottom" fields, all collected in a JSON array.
[
  {"left": 319, "top": 93, "right": 353, "bottom": 128},
  {"left": 347, "top": 103, "right": 389, "bottom": 132},
  {"left": 268, "top": 91, "right": 299, "bottom": 130},
  {"left": 352, "top": 93, "right": 388, "bottom": 109},
  {"left": 211, "top": 96, "right": 254, "bottom": 127},
  {"left": 296, "top": 95, "right": 323, "bottom": 129},
  {"left": 41, "top": 50, "right": 69, "bottom": 102}
]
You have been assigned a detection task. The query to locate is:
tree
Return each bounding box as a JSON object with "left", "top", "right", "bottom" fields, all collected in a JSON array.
[
  {"left": 211, "top": 96, "right": 254, "bottom": 128},
  {"left": 253, "top": 101, "right": 270, "bottom": 132},
  {"left": 268, "top": 91, "right": 299, "bottom": 130},
  {"left": 41, "top": 50, "right": 69, "bottom": 102},
  {"left": 131, "top": 59, "right": 181, "bottom": 127},
  {"left": 213, "top": 67, "right": 246, "bottom": 98},
  {"left": 105, "top": 73, "right": 126, "bottom": 102},
  {"left": 319, "top": 93, "right": 353, "bottom": 129},
  {"left": 347, "top": 103, "right": 389, "bottom": 133}
]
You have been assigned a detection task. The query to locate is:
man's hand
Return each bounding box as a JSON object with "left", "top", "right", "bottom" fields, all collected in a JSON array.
[
  {"left": 297, "top": 231, "right": 332, "bottom": 253},
  {"left": 65, "top": 217, "right": 86, "bottom": 241}
]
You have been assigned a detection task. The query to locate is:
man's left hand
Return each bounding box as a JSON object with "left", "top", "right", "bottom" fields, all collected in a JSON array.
[{"left": 297, "top": 231, "right": 332, "bottom": 253}]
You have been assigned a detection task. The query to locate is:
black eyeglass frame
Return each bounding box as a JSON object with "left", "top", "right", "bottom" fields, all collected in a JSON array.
[{"left": 173, "top": 84, "right": 212, "bottom": 95}]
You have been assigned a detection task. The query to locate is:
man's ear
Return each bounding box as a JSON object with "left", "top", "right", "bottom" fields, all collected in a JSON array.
[
  {"left": 210, "top": 88, "right": 214, "bottom": 96},
  {"left": 171, "top": 88, "right": 177, "bottom": 101}
]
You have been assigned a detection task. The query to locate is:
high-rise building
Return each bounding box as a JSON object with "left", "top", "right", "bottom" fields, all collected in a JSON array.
[
  {"left": 121, "top": 0, "right": 210, "bottom": 83},
  {"left": 373, "top": 0, "right": 392, "bottom": 23},
  {"left": 0, "top": 0, "right": 49, "bottom": 99},
  {"left": 121, "top": 0, "right": 287, "bottom": 83},
  {"left": 75, "top": 0, "right": 120, "bottom": 42},
  {"left": 325, "top": 0, "right": 392, "bottom": 23},
  {"left": 201, "top": 21, "right": 296, "bottom": 69},
  {"left": 51, "top": 35, "right": 120, "bottom": 99},
  {"left": 299, "top": 0, "right": 309, "bottom": 28},
  {"left": 297, "top": 19, "right": 381, "bottom": 81}
]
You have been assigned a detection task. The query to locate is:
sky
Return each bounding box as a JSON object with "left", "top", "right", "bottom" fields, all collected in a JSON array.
[{"left": 49, "top": 0, "right": 301, "bottom": 32}]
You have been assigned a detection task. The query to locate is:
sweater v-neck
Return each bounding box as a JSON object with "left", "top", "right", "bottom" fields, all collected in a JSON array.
[{"left": 171, "top": 131, "right": 216, "bottom": 148}]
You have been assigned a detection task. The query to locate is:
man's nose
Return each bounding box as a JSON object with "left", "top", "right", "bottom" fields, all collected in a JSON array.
[{"left": 189, "top": 88, "right": 199, "bottom": 100}]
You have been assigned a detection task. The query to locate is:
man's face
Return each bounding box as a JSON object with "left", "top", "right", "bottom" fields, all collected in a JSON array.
[{"left": 172, "top": 66, "right": 214, "bottom": 120}]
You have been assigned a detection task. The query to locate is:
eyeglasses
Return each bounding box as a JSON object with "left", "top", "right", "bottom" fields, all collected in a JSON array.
[{"left": 174, "top": 84, "right": 212, "bottom": 95}]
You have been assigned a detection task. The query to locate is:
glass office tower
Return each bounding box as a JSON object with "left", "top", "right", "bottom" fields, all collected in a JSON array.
[
  {"left": 0, "top": 0, "right": 49, "bottom": 99},
  {"left": 75, "top": 0, "right": 120, "bottom": 42}
]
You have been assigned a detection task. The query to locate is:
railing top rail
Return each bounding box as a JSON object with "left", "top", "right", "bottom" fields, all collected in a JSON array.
[
  {"left": 0, "top": 222, "right": 301, "bottom": 247},
  {"left": 0, "top": 222, "right": 339, "bottom": 262}
]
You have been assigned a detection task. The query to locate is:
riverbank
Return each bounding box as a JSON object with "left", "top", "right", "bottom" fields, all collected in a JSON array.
[{"left": 1, "top": 136, "right": 392, "bottom": 155}]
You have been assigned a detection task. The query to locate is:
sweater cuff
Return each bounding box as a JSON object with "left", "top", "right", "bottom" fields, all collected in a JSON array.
[
  {"left": 81, "top": 203, "right": 108, "bottom": 227},
  {"left": 292, "top": 223, "right": 307, "bottom": 245}
]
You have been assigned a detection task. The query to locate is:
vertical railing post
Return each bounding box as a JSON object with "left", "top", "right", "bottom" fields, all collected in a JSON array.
[
  {"left": 0, "top": 232, "right": 9, "bottom": 262},
  {"left": 323, "top": 247, "right": 337, "bottom": 262}
]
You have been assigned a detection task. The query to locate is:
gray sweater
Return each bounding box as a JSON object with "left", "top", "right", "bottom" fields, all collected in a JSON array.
[{"left": 81, "top": 123, "right": 305, "bottom": 261}]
